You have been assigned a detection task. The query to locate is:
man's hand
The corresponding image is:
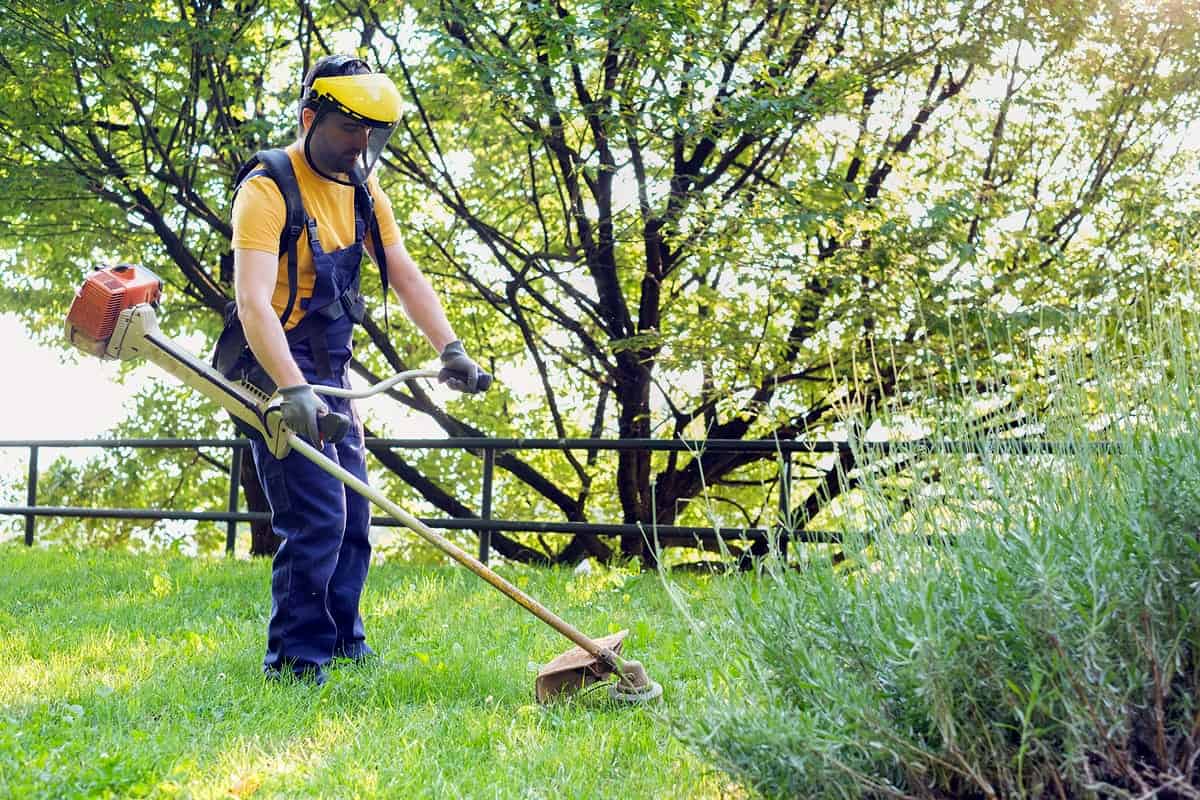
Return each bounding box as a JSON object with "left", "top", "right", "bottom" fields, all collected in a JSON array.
[
  {"left": 279, "top": 384, "right": 328, "bottom": 444},
  {"left": 439, "top": 340, "right": 491, "bottom": 393}
]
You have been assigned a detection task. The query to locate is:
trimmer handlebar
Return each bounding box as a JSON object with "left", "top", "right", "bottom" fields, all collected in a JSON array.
[
  {"left": 312, "top": 368, "right": 489, "bottom": 445},
  {"left": 317, "top": 411, "right": 352, "bottom": 444},
  {"left": 310, "top": 367, "right": 493, "bottom": 398},
  {"left": 310, "top": 368, "right": 441, "bottom": 399}
]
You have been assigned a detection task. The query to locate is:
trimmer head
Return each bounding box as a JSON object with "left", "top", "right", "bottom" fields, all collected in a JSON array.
[
  {"left": 536, "top": 630, "right": 627, "bottom": 702},
  {"left": 607, "top": 659, "right": 663, "bottom": 704},
  {"left": 535, "top": 630, "right": 662, "bottom": 705}
]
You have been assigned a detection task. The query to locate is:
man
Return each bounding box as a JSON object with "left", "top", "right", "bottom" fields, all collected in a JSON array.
[{"left": 231, "top": 54, "right": 488, "bottom": 684}]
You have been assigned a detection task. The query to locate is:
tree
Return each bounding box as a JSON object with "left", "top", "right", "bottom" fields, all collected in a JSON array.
[{"left": 1, "top": 0, "right": 1197, "bottom": 564}]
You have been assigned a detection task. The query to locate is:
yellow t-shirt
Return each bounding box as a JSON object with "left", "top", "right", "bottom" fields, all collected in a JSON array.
[{"left": 230, "top": 143, "right": 401, "bottom": 329}]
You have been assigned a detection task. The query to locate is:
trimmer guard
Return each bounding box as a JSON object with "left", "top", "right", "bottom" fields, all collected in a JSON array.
[{"left": 535, "top": 629, "right": 627, "bottom": 703}]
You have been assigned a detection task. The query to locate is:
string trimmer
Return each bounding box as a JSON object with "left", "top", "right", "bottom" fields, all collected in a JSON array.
[{"left": 64, "top": 264, "right": 662, "bottom": 705}]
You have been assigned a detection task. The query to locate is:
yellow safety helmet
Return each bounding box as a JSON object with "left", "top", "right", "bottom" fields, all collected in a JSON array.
[
  {"left": 301, "top": 56, "right": 403, "bottom": 185},
  {"left": 308, "top": 74, "right": 402, "bottom": 127}
]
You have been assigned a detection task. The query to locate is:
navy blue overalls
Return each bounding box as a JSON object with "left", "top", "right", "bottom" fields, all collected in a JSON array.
[{"left": 248, "top": 201, "right": 374, "bottom": 675}]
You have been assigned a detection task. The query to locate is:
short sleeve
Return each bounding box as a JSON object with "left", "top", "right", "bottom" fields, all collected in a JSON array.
[
  {"left": 367, "top": 176, "right": 402, "bottom": 249},
  {"left": 231, "top": 175, "right": 287, "bottom": 253}
]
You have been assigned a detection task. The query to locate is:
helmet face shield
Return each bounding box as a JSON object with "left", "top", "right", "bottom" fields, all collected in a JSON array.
[
  {"left": 303, "top": 73, "right": 402, "bottom": 184},
  {"left": 362, "top": 122, "right": 396, "bottom": 178}
]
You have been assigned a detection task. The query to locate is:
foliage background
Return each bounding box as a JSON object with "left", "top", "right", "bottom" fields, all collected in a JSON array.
[{"left": 0, "top": 0, "right": 1197, "bottom": 564}]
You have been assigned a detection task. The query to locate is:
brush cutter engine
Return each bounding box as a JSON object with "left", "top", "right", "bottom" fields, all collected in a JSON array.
[{"left": 65, "top": 265, "right": 163, "bottom": 359}]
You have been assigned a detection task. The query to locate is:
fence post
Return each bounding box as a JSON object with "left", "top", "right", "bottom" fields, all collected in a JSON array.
[
  {"left": 225, "top": 445, "right": 243, "bottom": 555},
  {"left": 24, "top": 445, "right": 38, "bottom": 546},
  {"left": 479, "top": 448, "right": 494, "bottom": 564},
  {"left": 777, "top": 453, "right": 792, "bottom": 563}
]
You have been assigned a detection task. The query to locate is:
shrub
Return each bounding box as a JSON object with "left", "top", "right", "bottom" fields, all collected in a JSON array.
[{"left": 676, "top": 315, "right": 1200, "bottom": 799}]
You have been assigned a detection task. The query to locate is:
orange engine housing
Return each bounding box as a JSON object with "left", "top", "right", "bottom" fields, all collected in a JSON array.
[{"left": 65, "top": 265, "right": 163, "bottom": 356}]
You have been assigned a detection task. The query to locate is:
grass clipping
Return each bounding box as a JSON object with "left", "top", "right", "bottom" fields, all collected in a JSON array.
[{"left": 676, "top": 311, "right": 1200, "bottom": 799}]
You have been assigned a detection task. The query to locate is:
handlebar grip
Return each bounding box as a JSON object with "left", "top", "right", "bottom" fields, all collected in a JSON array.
[
  {"left": 476, "top": 371, "right": 493, "bottom": 392},
  {"left": 319, "top": 411, "right": 352, "bottom": 444}
]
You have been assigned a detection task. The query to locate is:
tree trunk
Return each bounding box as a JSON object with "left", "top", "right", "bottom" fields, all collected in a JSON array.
[
  {"left": 616, "top": 357, "right": 658, "bottom": 569},
  {"left": 239, "top": 453, "right": 280, "bottom": 556}
]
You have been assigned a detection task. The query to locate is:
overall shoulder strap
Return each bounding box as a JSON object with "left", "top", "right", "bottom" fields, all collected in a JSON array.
[
  {"left": 354, "top": 181, "right": 389, "bottom": 330},
  {"left": 233, "top": 153, "right": 264, "bottom": 188}
]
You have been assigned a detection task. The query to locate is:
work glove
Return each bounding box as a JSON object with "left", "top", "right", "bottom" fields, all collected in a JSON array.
[
  {"left": 278, "top": 384, "right": 328, "bottom": 445},
  {"left": 439, "top": 340, "right": 491, "bottom": 393}
]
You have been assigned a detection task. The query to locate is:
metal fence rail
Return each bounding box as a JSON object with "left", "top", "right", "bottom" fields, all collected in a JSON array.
[{"left": 0, "top": 435, "right": 1111, "bottom": 562}]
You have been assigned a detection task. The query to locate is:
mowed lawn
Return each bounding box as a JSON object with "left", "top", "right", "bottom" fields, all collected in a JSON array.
[{"left": 0, "top": 546, "right": 740, "bottom": 799}]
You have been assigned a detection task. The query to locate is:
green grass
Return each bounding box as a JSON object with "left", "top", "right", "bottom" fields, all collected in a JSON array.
[{"left": 0, "top": 547, "right": 738, "bottom": 799}]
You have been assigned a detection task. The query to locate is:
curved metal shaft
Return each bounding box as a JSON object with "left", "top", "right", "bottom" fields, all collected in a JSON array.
[{"left": 311, "top": 368, "right": 440, "bottom": 399}]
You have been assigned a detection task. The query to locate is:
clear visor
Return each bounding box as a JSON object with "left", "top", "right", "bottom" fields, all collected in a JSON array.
[
  {"left": 361, "top": 123, "right": 396, "bottom": 177},
  {"left": 304, "top": 110, "right": 399, "bottom": 186},
  {"left": 305, "top": 72, "right": 402, "bottom": 183}
]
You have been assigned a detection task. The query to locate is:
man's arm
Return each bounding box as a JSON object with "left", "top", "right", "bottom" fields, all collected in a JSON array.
[
  {"left": 368, "top": 239, "right": 489, "bottom": 393},
  {"left": 234, "top": 248, "right": 332, "bottom": 442},
  {"left": 372, "top": 239, "right": 457, "bottom": 351},
  {"left": 234, "top": 248, "right": 306, "bottom": 389}
]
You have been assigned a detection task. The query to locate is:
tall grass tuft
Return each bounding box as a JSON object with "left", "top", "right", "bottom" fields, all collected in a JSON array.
[{"left": 675, "top": 308, "right": 1200, "bottom": 799}]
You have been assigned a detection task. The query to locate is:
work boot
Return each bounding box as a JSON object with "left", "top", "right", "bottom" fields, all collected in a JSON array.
[
  {"left": 331, "top": 643, "right": 376, "bottom": 666},
  {"left": 263, "top": 662, "right": 328, "bottom": 686}
]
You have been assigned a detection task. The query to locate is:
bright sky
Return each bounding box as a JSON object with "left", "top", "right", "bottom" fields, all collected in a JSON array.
[
  {"left": 0, "top": 309, "right": 461, "bottom": 545},
  {"left": 0, "top": 314, "right": 150, "bottom": 535},
  {"left": 0, "top": 314, "right": 145, "bottom": 441},
  {"left": 0, "top": 309, "right": 453, "bottom": 551}
]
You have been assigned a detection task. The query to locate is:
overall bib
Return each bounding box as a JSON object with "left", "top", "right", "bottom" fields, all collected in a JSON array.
[{"left": 249, "top": 207, "right": 373, "bottom": 674}]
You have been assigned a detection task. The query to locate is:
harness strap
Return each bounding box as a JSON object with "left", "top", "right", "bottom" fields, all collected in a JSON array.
[
  {"left": 355, "top": 182, "right": 389, "bottom": 331},
  {"left": 254, "top": 150, "right": 304, "bottom": 329},
  {"left": 234, "top": 150, "right": 305, "bottom": 329},
  {"left": 280, "top": 283, "right": 364, "bottom": 380}
]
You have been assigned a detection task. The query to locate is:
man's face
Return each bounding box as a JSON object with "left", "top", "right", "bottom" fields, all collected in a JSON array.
[{"left": 306, "top": 110, "right": 371, "bottom": 176}]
